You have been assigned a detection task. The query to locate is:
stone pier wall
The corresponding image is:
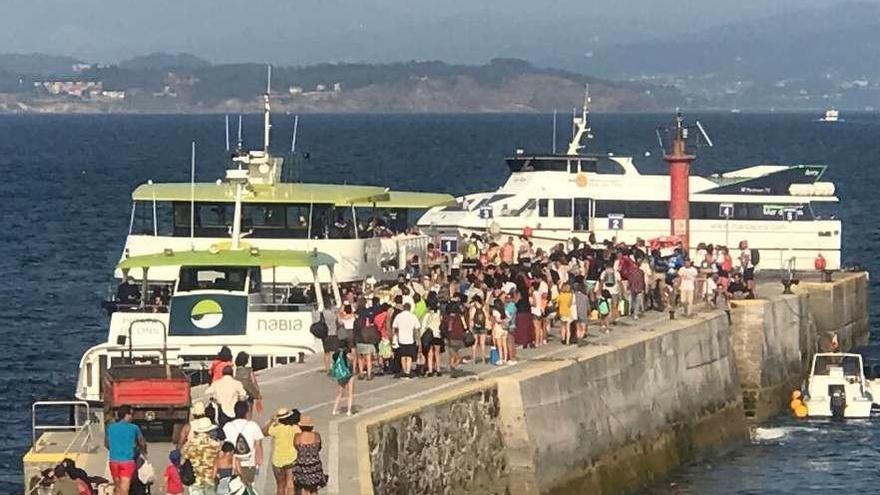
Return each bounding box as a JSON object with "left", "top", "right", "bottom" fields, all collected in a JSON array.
[
  {"left": 729, "top": 272, "right": 869, "bottom": 421},
  {"left": 360, "top": 273, "right": 869, "bottom": 495}
]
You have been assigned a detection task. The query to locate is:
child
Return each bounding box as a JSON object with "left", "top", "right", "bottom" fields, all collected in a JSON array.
[
  {"left": 165, "top": 450, "right": 184, "bottom": 495},
  {"left": 597, "top": 290, "right": 613, "bottom": 333},
  {"left": 214, "top": 441, "right": 236, "bottom": 495}
]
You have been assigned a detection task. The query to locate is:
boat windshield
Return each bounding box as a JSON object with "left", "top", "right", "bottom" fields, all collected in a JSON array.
[
  {"left": 813, "top": 355, "right": 861, "bottom": 376},
  {"left": 178, "top": 266, "right": 248, "bottom": 292}
]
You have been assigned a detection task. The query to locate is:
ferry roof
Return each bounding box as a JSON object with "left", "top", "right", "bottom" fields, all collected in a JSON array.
[
  {"left": 117, "top": 249, "right": 337, "bottom": 269},
  {"left": 132, "top": 182, "right": 454, "bottom": 208}
]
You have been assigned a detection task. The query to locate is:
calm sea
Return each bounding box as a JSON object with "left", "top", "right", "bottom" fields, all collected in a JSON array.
[{"left": 0, "top": 112, "right": 878, "bottom": 493}]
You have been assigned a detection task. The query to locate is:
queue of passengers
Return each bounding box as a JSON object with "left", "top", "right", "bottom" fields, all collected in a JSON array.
[{"left": 309, "top": 232, "right": 762, "bottom": 397}]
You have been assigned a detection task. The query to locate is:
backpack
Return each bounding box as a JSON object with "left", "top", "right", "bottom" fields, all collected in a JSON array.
[
  {"left": 331, "top": 351, "right": 352, "bottom": 382},
  {"left": 750, "top": 248, "right": 760, "bottom": 266},
  {"left": 179, "top": 459, "right": 196, "bottom": 486},
  {"left": 473, "top": 306, "right": 486, "bottom": 328},
  {"left": 232, "top": 423, "right": 252, "bottom": 459},
  {"left": 603, "top": 270, "right": 616, "bottom": 287},
  {"left": 597, "top": 298, "right": 611, "bottom": 317}
]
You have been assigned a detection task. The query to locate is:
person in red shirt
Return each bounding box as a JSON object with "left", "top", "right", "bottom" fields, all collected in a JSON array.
[
  {"left": 209, "top": 346, "right": 233, "bottom": 383},
  {"left": 164, "top": 450, "right": 184, "bottom": 495}
]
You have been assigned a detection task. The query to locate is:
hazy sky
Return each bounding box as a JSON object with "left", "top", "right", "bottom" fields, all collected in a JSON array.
[{"left": 1, "top": 0, "right": 867, "bottom": 64}]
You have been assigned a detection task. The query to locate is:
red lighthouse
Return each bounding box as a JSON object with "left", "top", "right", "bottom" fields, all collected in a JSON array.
[{"left": 664, "top": 113, "right": 696, "bottom": 255}]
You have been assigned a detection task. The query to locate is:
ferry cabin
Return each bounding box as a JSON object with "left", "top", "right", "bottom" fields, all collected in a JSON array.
[
  {"left": 419, "top": 154, "right": 841, "bottom": 270},
  {"left": 77, "top": 248, "right": 338, "bottom": 402},
  {"left": 123, "top": 181, "right": 453, "bottom": 283}
]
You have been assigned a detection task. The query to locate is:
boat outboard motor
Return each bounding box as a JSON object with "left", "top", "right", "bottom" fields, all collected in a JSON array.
[{"left": 829, "top": 384, "right": 846, "bottom": 419}]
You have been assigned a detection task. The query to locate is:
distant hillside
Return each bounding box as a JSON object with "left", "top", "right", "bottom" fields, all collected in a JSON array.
[
  {"left": 119, "top": 52, "right": 211, "bottom": 71},
  {"left": 0, "top": 56, "right": 681, "bottom": 113},
  {"left": 586, "top": 2, "right": 880, "bottom": 82}
]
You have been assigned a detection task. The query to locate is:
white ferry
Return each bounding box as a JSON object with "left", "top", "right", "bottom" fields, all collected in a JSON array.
[
  {"left": 818, "top": 108, "right": 842, "bottom": 123},
  {"left": 418, "top": 100, "right": 842, "bottom": 270},
  {"left": 76, "top": 73, "right": 452, "bottom": 402}
]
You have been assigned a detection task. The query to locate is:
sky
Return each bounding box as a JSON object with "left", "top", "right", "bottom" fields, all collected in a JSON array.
[{"left": 1, "top": 0, "right": 869, "bottom": 65}]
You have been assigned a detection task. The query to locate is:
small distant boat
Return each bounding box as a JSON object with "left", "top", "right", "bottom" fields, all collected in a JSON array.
[{"left": 818, "top": 108, "right": 843, "bottom": 123}]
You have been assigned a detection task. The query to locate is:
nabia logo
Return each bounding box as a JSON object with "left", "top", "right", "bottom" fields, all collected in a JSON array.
[{"left": 191, "top": 299, "right": 223, "bottom": 329}]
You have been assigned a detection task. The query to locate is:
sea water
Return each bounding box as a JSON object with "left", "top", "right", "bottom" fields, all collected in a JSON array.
[{"left": 1, "top": 112, "right": 878, "bottom": 493}]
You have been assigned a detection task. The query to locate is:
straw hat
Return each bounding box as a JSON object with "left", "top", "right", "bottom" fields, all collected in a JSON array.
[
  {"left": 274, "top": 408, "right": 293, "bottom": 420},
  {"left": 190, "top": 401, "right": 206, "bottom": 417},
  {"left": 191, "top": 417, "right": 216, "bottom": 434},
  {"left": 299, "top": 415, "right": 315, "bottom": 428}
]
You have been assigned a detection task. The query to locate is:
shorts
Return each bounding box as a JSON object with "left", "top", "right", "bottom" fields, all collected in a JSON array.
[
  {"left": 109, "top": 460, "right": 136, "bottom": 479},
  {"left": 492, "top": 329, "right": 508, "bottom": 342},
  {"left": 743, "top": 267, "right": 755, "bottom": 281},
  {"left": 530, "top": 308, "right": 542, "bottom": 318},
  {"left": 431, "top": 336, "right": 444, "bottom": 346},
  {"left": 322, "top": 335, "right": 340, "bottom": 353},
  {"left": 577, "top": 315, "right": 589, "bottom": 324},
  {"left": 398, "top": 343, "right": 418, "bottom": 359},
  {"left": 239, "top": 466, "right": 257, "bottom": 484},
  {"left": 472, "top": 325, "right": 487, "bottom": 335},
  {"left": 356, "top": 343, "right": 375, "bottom": 356},
  {"left": 447, "top": 339, "right": 465, "bottom": 352}
]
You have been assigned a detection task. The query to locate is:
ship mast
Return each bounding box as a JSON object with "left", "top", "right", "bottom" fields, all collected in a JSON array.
[
  {"left": 566, "top": 84, "right": 593, "bottom": 156},
  {"left": 263, "top": 65, "right": 272, "bottom": 152}
]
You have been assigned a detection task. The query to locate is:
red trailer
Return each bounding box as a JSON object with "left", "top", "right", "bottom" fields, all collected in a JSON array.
[{"left": 102, "top": 364, "right": 191, "bottom": 440}]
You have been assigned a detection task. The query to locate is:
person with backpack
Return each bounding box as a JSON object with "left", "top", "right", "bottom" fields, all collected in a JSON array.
[
  {"left": 738, "top": 240, "right": 758, "bottom": 298},
  {"left": 181, "top": 417, "right": 221, "bottom": 495},
  {"left": 597, "top": 289, "right": 613, "bottom": 333},
  {"left": 599, "top": 261, "right": 620, "bottom": 324},
  {"left": 330, "top": 344, "right": 355, "bottom": 416},
  {"left": 164, "top": 450, "right": 184, "bottom": 495},
  {"left": 221, "top": 401, "right": 264, "bottom": 489},
  {"left": 468, "top": 295, "right": 489, "bottom": 364}
]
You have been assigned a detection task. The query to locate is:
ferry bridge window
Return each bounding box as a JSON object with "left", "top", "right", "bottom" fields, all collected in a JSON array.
[
  {"left": 538, "top": 199, "right": 549, "bottom": 217},
  {"left": 286, "top": 205, "right": 311, "bottom": 238},
  {"left": 178, "top": 266, "right": 248, "bottom": 292},
  {"left": 553, "top": 199, "right": 573, "bottom": 217},
  {"left": 243, "top": 204, "right": 286, "bottom": 229},
  {"left": 596, "top": 158, "right": 625, "bottom": 175}
]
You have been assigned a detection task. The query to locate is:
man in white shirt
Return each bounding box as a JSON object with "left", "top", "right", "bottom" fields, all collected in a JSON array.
[
  {"left": 205, "top": 365, "right": 247, "bottom": 428},
  {"left": 393, "top": 303, "right": 422, "bottom": 379},
  {"left": 677, "top": 259, "right": 700, "bottom": 317},
  {"left": 222, "top": 401, "right": 264, "bottom": 487}
]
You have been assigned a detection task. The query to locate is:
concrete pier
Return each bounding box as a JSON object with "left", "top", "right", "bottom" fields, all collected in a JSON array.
[{"left": 47, "top": 272, "right": 866, "bottom": 495}]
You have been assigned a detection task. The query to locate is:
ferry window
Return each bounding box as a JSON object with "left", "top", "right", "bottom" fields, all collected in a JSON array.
[
  {"left": 538, "top": 199, "right": 549, "bottom": 217},
  {"left": 243, "top": 204, "right": 285, "bottom": 229},
  {"left": 286, "top": 205, "right": 311, "bottom": 236},
  {"left": 580, "top": 159, "right": 598, "bottom": 173},
  {"left": 734, "top": 204, "right": 750, "bottom": 219},
  {"left": 178, "top": 266, "right": 248, "bottom": 292},
  {"left": 198, "top": 204, "right": 233, "bottom": 228},
  {"left": 510, "top": 199, "right": 536, "bottom": 217},
  {"left": 541, "top": 159, "right": 568, "bottom": 172},
  {"left": 568, "top": 160, "right": 578, "bottom": 174},
  {"left": 554, "top": 199, "right": 573, "bottom": 217}
]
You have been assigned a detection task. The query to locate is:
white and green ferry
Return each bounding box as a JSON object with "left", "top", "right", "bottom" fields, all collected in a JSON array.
[{"left": 76, "top": 79, "right": 452, "bottom": 402}]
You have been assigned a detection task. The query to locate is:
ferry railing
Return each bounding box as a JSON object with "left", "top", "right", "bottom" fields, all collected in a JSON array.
[{"left": 31, "top": 400, "right": 93, "bottom": 447}]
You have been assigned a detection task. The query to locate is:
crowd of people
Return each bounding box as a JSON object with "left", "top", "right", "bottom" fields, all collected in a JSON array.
[
  {"left": 309, "top": 233, "right": 762, "bottom": 414},
  {"left": 90, "top": 232, "right": 762, "bottom": 495}
]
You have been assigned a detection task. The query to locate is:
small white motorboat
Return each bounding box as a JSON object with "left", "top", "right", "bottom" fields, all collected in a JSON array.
[
  {"left": 818, "top": 108, "right": 843, "bottom": 123},
  {"left": 803, "top": 352, "right": 873, "bottom": 418}
]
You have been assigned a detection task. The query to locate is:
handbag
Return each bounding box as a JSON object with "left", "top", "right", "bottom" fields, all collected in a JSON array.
[
  {"left": 420, "top": 328, "right": 434, "bottom": 349},
  {"left": 378, "top": 339, "right": 393, "bottom": 359},
  {"left": 463, "top": 330, "right": 476, "bottom": 348},
  {"left": 310, "top": 314, "right": 329, "bottom": 339}
]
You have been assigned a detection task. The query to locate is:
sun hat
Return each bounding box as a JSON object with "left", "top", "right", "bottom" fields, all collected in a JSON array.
[
  {"left": 191, "top": 417, "right": 217, "bottom": 434},
  {"left": 190, "top": 401, "right": 206, "bottom": 417},
  {"left": 274, "top": 408, "right": 293, "bottom": 420},
  {"left": 299, "top": 415, "right": 315, "bottom": 428}
]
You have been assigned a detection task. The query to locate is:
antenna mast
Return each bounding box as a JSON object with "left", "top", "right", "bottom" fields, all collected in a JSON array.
[
  {"left": 263, "top": 65, "right": 272, "bottom": 152},
  {"left": 566, "top": 84, "right": 593, "bottom": 156}
]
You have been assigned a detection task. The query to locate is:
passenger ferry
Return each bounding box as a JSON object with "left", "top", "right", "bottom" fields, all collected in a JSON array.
[
  {"left": 76, "top": 74, "right": 452, "bottom": 402},
  {"left": 418, "top": 100, "right": 842, "bottom": 270}
]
